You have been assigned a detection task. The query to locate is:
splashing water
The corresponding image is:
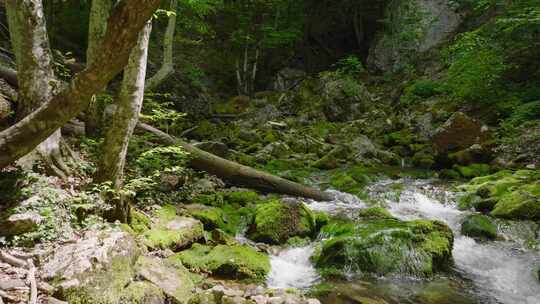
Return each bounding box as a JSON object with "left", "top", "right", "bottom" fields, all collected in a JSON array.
[{"left": 266, "top": 245, "right": 320, "bottom": 289}]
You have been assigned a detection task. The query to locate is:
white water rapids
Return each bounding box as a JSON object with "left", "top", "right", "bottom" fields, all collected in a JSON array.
[{"left": 265, "top": 179, "right": 540, "bottom": 304}]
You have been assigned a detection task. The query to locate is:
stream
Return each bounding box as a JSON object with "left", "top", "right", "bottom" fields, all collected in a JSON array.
[{"left": 265, "top": 179, "right": 540, "bottom": 304}]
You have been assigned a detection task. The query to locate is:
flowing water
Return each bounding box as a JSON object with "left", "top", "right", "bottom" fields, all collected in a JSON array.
[{"left": 266, "top": 179, "right": 540, "bottom": 304}]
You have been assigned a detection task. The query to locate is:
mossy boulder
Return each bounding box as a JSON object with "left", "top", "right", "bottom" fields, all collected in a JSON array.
[
  {"left": 142, "top": 205, "right": 204, "bottom": 251},
  {"left": 223, "top": 191, "right": 260, "bottom": 205},
  {"left": 454, "top": 164, "right": 491, "bottom": 179},
  {"left": 184, "top": 204, "right": 224, "bottom": 230},
  {"left": 357, "top": 207, "right": 394, "bottom": 220},
  {"left": 119, "top": 281, "right": 165, "bottom": 304},
  {"left": 247, "top": 200, "right": 316, "bottom": 244},
  {"left": 312, "top": 146, "right": 349, "bottom": 170},
  {"left": 135, "top": 256, "right": 194, "bottom": 303},
  {"left": 170, "top": 244, "right": 270, "bottom": 281},
  {"left": 193, "top": 193, "right": 225, "bottom": 207},
  {"left": 130, "top": 210, "right": 151, "bottom": 234},
  {"left": 461, "top": 215, "right": 497, "bottom": 240},
  {"left": 313, "top": 219, "right": 454, "bottom": 277},
  {"left": 490, "top": 183, "right": 540, "bottom": 220}
]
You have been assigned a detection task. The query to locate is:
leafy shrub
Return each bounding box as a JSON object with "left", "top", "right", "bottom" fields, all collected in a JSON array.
[
  {"left": 501, "top": 100, "right": 540, "bottom": 129},
  {"left": 136, "top": 146, "right": 189, "bottom": 175},
  {"left": 333, "top": 55, "right": 365, "bottom": 76},
  {"left": 403, "top": 79, "right": 447, "bottom": 103}
]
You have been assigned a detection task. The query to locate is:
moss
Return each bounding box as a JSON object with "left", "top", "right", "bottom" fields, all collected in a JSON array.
[
  {"left": 223, "top": 191, "right": 260, "bottom": 205},
  {"left": 119, "top": 281, "right": 164, "bottom": 304},
  {"left": 454, "top": 164, "right": 491, "bottom": 179},
  {"left": 193, "top": 193, "right": 225, "bottom": 207},
  {"left": 130, "top": 209, "right": 151, "bottom": 234},
  {"left": 314, "top": 211, "right": 330, "bottom": 230},
  {"left": 490, "top": 183, "right": 540, "bottom": 220},
  {"left": 312, "top": 146, "right": 349, "bottom": 170},
  {"left": 461, "top": 215, "right": 497, "bottom": 240},
  {"left": 248, "top": 200, "right": 316, "bottom": 244},
  {"left": 188, "top": 206, "right": 224, "bottom": 230},
  {"left": 313, "top": 219, "right": 453, "bottom": 277},
  {"left": 220, "top": 204, "right": 256, "bottom": 235},
  {"left": 357, "top": 207, "right": 394, "bottom": 220},
  {"left": 287, "top": 236, "right": 312, "bottom": 247},
  {"left": 170, "top": 244, "right": 270, "bottom": 281}
]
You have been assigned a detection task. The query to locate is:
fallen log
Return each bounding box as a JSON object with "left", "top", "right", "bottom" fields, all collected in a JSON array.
[{"left": 137, "top": 122, "right": 333, "bottom": 201}]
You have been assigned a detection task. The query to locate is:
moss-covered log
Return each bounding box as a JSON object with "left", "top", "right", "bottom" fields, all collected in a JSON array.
[{"left": 137, "top": 122, "right": 333, "bottom": 201}]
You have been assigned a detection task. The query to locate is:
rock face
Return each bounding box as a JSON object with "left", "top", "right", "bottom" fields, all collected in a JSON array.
[
  {"left": 248, "top": 200, "right": 316, "bottom": 244},
  {"left": 136, "top": 256, "right": 194, "bottom": 303},
  {"left": 41, "top": 228, "right": 141, "bottom": 302},
  {"left": 368, "top": 0, "right": 462, "bottom": 72},
  {"left": 431, "top": 112, "right": 492, "bottom": 153},
  {"left": 0, "top": 212, "right": 43, "bottom": 237},
  {"left": 461, "top": 214, "right": 497, "bottom": 240},
  {"left": 313, "top": 219, "right": 454, "bottom": 276},
  {"left": 142, "top": 205, "right": 204, "bottom": 250},
  {"left": 170, "top": 244, "right": 270, "bottom": 281}
]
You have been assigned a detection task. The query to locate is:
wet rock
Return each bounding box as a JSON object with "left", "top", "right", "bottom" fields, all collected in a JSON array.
[
  {"left": 248, "top": 200, "right": 316, "bottom": 244},
  {"left": 490, "top": 183, "right": 540, "bottom": 220},
  {"left": 461, "top": 215, "right": 497, "bottom": 240},
  {"left": 136, "top": 256, "right": 194, "bottom": 303},
  {"left": 142, "top": 205, "right": 204, "bottom": 251},
  {"left": 170, "top": 244, "right": 270, "bottom": 281},
  {"left": 0, "top": 212, "right": 43, "bottom": 237},
  {"left": 357, "top": 207, "right": 394, "bottom": 220},
  {"left": 41, "top": 228, "right": 140, "bottom": 302},
  {"left": 314, "top": 219, "right": 454, "bottom": 276},
  {"left": 431, "top": 112, "right": 492, "bottom": 153}
]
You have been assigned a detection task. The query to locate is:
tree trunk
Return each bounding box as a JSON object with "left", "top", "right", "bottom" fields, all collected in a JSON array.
[
  {"left": 0, "top": 0, "right": 162, "bottom": 169},
  {"left": 95, "top": 22, "right": 152, "bottom": 223},
  {"left": 145, "top": 0, "right": 177, "bottom": 91},
  {"left": 85, "top": 0, "right": 115, "bottom": 137},
  {"left": 5, "top": 0, "right": 69, "bottom": 178},
  {"left": 137, "top": 123, "right": 333, "bottom": 201}
]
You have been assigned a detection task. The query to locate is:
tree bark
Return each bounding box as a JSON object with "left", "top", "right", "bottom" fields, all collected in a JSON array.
[
  {"left": 0, "top": 0, "right": 162, "bottom": 169},
  {"left": 95, "top": 22, "right": 152, "bottom": 222},
  {"left": 137, "top": 123, "right": 333, "bottom": 201},
  {"left": 145, "top": 0, "right": 177, "bottom": 91},
  {"left": 5, "top": 0, "right": 68, "bottom": 177},
  {"left": 85, "top": 0, "right": 115, "bottom": 136}
]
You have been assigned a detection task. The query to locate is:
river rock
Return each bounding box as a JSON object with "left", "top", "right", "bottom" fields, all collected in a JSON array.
[
  {"left": 41, "top": 228, "right": 140, "bottom": 302},
  {"left": 248, "top": 200, "right": 316, "bottom": 244},
  {"left": 0, "top": 212, "right": 43, "bottom": 237},
  {"left": 461, "top": 214, "right": 497, "bottom": 240},
  {"left": 431, "top": 112, "right": 492, "bottom": 153},
  {"left": 313, "top": 219, "right": 454, "bottom": 276},
  {"left": 136, "top": 256, "right": 194, "bottom": 303},
  {"left": 142, "top": 205, "right": 204, "bottom": 251}
]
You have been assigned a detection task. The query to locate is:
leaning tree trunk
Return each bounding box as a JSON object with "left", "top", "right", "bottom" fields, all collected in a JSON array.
[
  {"left": 84, "top": 0, "right": 115, "bottom": 137},
  {"left": 95, "top": 22, "right": 152, "bottom": 223},
  {"left": 0, "top": 0, "right": 162, "bottom": 169},
  {"left": 137, "top": 123, "right": 333, "bottom": 201},
  {"left": 145, "top": 0, "right": 177, "bottom": 91},
  {"left": 5, "top": 0, "right": 69, "bottom": 178}
]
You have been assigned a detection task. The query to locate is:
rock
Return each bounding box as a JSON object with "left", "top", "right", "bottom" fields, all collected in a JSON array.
[
  {"left": 142, "top": 205, "right": 204, "bottom": 251},
  {"left": 431, "top": 112, "right": 492, "bottom": 153},
  {"left": 0, "top": 212, "right": 42, "bottom": 237},
  {"left": 136, "top": 256, "right": 194, "bottom": 303},
  {"left": 273, "top": 68, "right": 306, "bottom": 92},
  {"left": 320, "top": 74, "right": 372, "bottom": 122},
  {"left": 367, "top": 0, "right": 462, "bottom": 72},
  {"left": 120, "top": 281, "right": 166, "bottom": 304},
  {"left": 312, "top": 146, "right": 349, "bottom": 170},
  {"left": 41, "top": 228, "right": 140, "bottom": 302},
  {"left": 490, "top": 183, "right": 540, "bottom": 220},
  {"left": 257, "top": 142, "right": 292, "bottom": 160},
  {"left": 223, "top": 191, "right": 260, "bottom": 205},
  {"left": 194, "top": 141, "right": 230, "bottom": 158},
  {"left": 248, "top": 200, "right": 316, "bottom": 244},
  {"left": 314, "top": 219, "right": 454, "bottom": 276},
  {"left": 184, "top": 204, "right": 225, "bottom": 230},
  {"left": 473, "top": 198, "right": 499, "bottom": 213},
  {"left": 454, "top": 164, "right": 491, "bottom": 179},
  {"left": 357, "top": 207, "right": 394, "bottom": 220},
  {"left": 170, "top": 244, "right": 270, "bottom": 281},
  {"left": 461, "top": 215, "right": 497, "bottom": 240}
]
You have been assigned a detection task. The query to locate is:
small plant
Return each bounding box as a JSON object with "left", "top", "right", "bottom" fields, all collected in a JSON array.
[
  {"left": 333, "top": 55, "right": 365, "bottom": 76},
  {"left": 136, "top": 146, "right": 189, "bottom": 175}
]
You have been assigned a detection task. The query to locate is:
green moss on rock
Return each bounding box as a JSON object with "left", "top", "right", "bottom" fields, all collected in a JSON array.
[
  {"left": 313, "top": 219, "right": 454, "bottom": 277},
  {"left": 454, "top": 164, "right": 491, "bottom": 179},
  {"left": 186, "top": 205, "right": 224, "bottom": 230},
  {"left": 357, "top": 207, "right": 394, "bottom": 220},
  {"left": 490, "top": 183, "right": 540, "bottom": 220},
  {"left": 461, "top": 214, "right": 497, "bottom": 240},
  {"left": 248, "top": 200, "right": 316, "bottom": 244},
  {"left": 223, "top": 191, "right": 260, "bottom": 205},
  {"left": 170, "top": 244, "right": 270, "bottom": 281}
]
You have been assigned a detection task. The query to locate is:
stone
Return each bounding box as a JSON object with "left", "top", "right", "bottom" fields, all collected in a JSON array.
[
  {"left": 120, "top": 281, "right": 166, "bottom": 304},
  {"left": 0, "top": 212, "right": 42, "bottom": 237},
  {"left": 320, "top": 74, "right": 372, "bottom": 122},
  {"left": 142, "top": 205, "right": 204, "bottom": 251},
  {"left": 184, "top": 204, "right": 225, "bottom": 230},
  {"left": 41, "top": 228, "right": 140, "bottom": 303},
  {"left": 431, "top": 112, "right": 492, "bottom": 153},
  {"left": 248, "top": 200, "right": 316, "bottom": 244},
  {"left": 136, "top": 256, "right": 194, "bottom": 303},
  {"left": 461, "top": 215, "right": 497, "bottom": 240}
]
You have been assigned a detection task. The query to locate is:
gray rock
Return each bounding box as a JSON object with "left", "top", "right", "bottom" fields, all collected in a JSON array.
[
  {"left": 136, "top": 256, "right": 194, "bottom": 303},
  {"left": 0, "top": 212, "right": 42, "bottom": 237}
]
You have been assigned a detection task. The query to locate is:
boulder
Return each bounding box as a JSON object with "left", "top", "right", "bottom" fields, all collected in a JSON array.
[
  {"left": 368, "top": 0, "right": 462, "bottom": 72},
  {"left": 142, "top": 205, "right": 204, "bottom": 251},
  {"left": 0, "top": 212, "right": 42, "bottom": 237},
  {"left": 120, "top": 281, "right": 166, "bottom": 304},
  {"left": 431, "top": 112, "right": 491, "bottom": 153},
  {"left": 273, "top": 68, "right": 306, "bottom": 92},
  {"left": 41, "top": 228, "right": 140, "bottom": 302},
  {"left": 136, "top": 256, "right": 194, "bottom": 303},
  {"left": 461, "top": 215, "right": 497, "bottom": 240},
  {"left": 170, "top": 244, "right": 270, "bottom": 281},
  {"left": 320, "top": 74, "right": 372, "bottom": 122},
  {"left": 490, "top": 183, "right": 540, "bottom": 220},
  {"left": 248, "top": 200, "right": 316, "bottom": 244},
  {"left": 313, "top": 219, "right": 454, "bottom": 276},
  {"left": 183, "top": 204, "right": 225, "bottom": 230}
]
